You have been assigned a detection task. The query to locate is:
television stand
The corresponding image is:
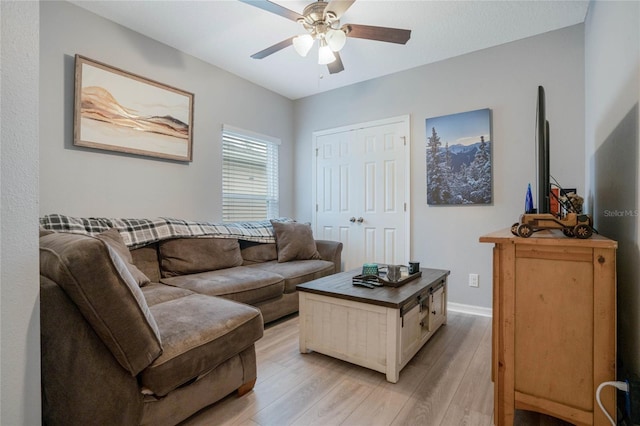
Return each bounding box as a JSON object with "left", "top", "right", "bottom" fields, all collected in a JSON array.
[{"left": 480, "top": 228, "right": 617, "bottom": 425}]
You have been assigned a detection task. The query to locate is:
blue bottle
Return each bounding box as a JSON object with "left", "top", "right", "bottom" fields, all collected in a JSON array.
[{"left": 525, "top": 183, "right": 534, "bottom": 213}]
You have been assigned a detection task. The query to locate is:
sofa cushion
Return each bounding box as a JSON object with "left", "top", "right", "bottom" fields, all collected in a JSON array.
[
  {"left": 248, "top": 259, "right": 335, "bottom": 293},
  {"left": 240, "top": 240, "right": 277, "bottom": 264},
  {"left": 270, "top": 221, "right": 321, "bottom": 263},
  {"left": 159, "top": 237, "right": 243, "bottom": 277},
  {"left": 161, "top": 266, "right": 284, "bottom": 305},
  {"left": 141, "top": 282, "right": 194, "bottom": 307},
  {"left": 39, "top": 232, "right": 163, "bottom": 376},
  {"left": 141, "top": 294, "right": 263, "bottom": 396},
  {"left": 96, "top": 228, "right": 151, "bottom": 287},
  {"left": 130, "top": 243, "right": 161, "bottom": 283}
]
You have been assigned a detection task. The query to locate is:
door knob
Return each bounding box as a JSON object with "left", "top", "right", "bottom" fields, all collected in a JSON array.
[
  {"left": 357, "top": 217, "right": 364, "bottom": 223},
  {"left": 349, "top": 217, "right": 356, "bottom": 223}
]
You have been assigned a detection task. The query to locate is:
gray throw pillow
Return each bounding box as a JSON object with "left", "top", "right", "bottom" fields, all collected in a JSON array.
[
  {"left": 96, "top": 228, "right": 151, "bottom": 287},
  {"left": 270, "top": 220, "right": 321, "bottom": 263},
  {"left": 240, "top": 241, "right": 278, "bottom": 263},
  {"left": 159, "top": 237, "right": 244, "bottom": 277}
]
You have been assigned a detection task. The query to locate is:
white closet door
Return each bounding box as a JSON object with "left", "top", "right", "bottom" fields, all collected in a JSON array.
[{"left": 313, "top": 116, "right": 410, "bottom": 271}]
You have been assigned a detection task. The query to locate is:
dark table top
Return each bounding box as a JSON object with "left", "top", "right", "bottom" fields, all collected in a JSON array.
[{"left": 297, "top": 267, "right": 450, "bottom": 309}]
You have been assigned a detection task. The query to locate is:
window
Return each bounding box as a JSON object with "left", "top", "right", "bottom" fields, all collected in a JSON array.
[{"left": 222, "top": 125, "right": 279, "bottom": 222}]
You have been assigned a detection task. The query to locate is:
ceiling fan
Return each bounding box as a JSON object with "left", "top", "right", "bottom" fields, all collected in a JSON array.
[{"left": 238, "top": 0, "right": 412, "bottom": 74}]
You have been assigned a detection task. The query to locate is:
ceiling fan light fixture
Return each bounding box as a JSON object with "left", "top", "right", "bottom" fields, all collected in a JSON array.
[
  {"left": 326, "top": 28, "right": 346, "bottom": 52},
  {"left": 242, "top": 0, "right": 412, "bottom": 74},
  {"left": 292, "top": 34, "right": 314, "bottom": 57},
  {"left": 318, "top": 39, "right": 336, "bottom": 64}
]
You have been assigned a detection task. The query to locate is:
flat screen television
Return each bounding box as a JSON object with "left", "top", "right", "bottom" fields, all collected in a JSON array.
[{"left": 536, "top": 85, "right": 550, "bottom": 214}]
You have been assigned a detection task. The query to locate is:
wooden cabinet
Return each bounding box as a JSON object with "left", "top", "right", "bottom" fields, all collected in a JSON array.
[{"left": 480, "top": 229, "right": 617, "bottom": 426}]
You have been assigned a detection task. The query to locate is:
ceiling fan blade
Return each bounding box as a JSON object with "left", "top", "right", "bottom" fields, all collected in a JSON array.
[
  {"left": 251, "top": 37, "right": 294, "bottom": 59},
  {"left": 343, "top": 24, "right": 411, "bottom": 44},
  {"left": 238, "top": 0, "right": 303, "bottom": 22},
  {"left": 327, "top": 51, "right": 345, "bottom": 74},
  {"left": 324, "top": 0, "right": 356, "bottom": 19}
]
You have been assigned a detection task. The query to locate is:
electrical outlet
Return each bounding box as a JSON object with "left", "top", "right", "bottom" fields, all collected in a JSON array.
[{"left": 469, "top": 273, "right": 479, "bottom": 288}]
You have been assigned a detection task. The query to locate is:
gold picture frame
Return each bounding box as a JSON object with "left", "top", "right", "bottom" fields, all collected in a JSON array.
[{"left": 74, "top": 55, "right": 194, "bottom": 162}]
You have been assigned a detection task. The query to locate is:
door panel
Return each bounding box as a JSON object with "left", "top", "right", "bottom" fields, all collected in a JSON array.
[
  {"left": 339, "top": 226, "right": 351, "bottom": 249},
  {"left": 384, "top": 160, "right": 396, "bottom": 212},
  {"left": 340, "top": 165, "right": 350, "bottom": 212},
  {"left": 315, "top": 130, "right": 359, "bottom": 245},
  {"left": 322, "top": 167, "right": 333, "bottom": 211},
  {"left": 364, "top": 227, "right": 376, "bottom": 263},
  {"left": 384, "top": 228, "right": 397, "bottom": 263},
  {"left": 364, "top": 162, "right": 376, "bottom": 212}
]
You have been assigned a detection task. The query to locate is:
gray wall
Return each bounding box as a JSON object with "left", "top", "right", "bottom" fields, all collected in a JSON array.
[
  {"left": 294, "top": 25, "right": 586, "bottom": 309},
  {"left": 39, "top": 1, "right": 295, "bottom": 221},
  {"left": 1, "top": 1, "right": 41, "bottom": 424},
  {"left": 3, "top": 0, "right": 635, "bottom": 419},
  {"left": 585, "top": 0, "right": 640, "bottom": 379}
]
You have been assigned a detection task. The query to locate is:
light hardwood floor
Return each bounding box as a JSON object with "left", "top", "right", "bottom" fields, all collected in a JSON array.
[{"left": 181, "top": 312, "right": 572, "bottom": 426}]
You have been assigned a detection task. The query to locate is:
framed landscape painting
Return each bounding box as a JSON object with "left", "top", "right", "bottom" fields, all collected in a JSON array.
[
  {"left": 426, "top": 108, "right": 492, "bottom": 205},
  {"left": 74, "top": 55, "right": 194, "bottom": 162}
]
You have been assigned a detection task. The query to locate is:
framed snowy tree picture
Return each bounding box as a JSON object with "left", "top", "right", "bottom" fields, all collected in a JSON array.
[{"left": 425, "top": 108, "right": 492, "bottom": 205}]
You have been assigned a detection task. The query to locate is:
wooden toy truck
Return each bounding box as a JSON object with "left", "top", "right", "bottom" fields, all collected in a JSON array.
[{"left": 511, "top": 212, "right": 594, "bottom": 239}]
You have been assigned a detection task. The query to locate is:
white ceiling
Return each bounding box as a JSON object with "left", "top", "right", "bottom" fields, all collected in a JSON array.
[{"left": 69, "top": 0, "right": 590, "bottom": 100}]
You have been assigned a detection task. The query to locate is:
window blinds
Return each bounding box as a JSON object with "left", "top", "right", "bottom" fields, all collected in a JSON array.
[{"left": 222, "top": 125, "right": 279, "bottom": 222}]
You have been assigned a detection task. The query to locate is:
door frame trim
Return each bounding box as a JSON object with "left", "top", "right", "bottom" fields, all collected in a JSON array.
[{"left": 311, "top": 115, "right": 411, "bottom": 268}]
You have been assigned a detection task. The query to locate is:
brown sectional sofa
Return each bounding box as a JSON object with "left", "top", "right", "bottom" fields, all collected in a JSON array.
[{"left": 40, "top": 224, "right": 342, "bottom": 425}]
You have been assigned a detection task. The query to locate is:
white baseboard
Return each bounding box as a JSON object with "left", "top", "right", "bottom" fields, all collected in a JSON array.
[{"left": 448, "top": 302, "right": 492, "bottom": 318}]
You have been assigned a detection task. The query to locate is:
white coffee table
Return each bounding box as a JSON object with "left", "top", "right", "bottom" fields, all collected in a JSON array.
[{"left": 296, "top": 268, "right": 449, "bottom": 383}]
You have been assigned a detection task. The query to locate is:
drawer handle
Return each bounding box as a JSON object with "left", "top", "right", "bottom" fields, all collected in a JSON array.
[{"left": 431, "top": 310, "right": 436, "bottom": 315}]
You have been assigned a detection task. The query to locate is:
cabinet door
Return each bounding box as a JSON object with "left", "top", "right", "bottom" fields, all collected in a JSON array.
[
  {"left": 514, "top": 246, "right": 594, "bottom": 413},
  {"left": 400, "top": 304, "right": 421, "bottom": 364},
  {"left": 428, "top": 287, "right": 446, "bottom": 331}
]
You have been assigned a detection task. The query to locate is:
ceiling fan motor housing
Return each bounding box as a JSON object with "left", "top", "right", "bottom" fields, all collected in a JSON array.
[{"left": 299, "top": 1, "right": 341, "bottom": 37}]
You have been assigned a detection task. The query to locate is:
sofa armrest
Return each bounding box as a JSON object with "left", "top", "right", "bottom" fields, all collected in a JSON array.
[{"left": 315, "top": 240, "right": 343, "bottom": 273}]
